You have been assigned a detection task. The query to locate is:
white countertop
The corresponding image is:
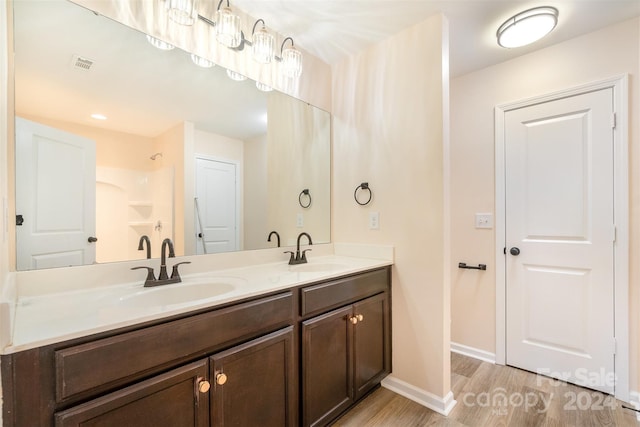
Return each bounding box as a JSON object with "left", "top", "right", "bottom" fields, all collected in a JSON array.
[{"left": 4, "top": 253, "right": 392, "bottom": 354}]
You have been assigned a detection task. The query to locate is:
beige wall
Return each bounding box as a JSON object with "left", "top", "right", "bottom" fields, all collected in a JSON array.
[
  {"left": 267, "top": 91, "right": 331, "bottom": 248},
  {"left": 450, "top": 18, "right": 640, "bottom": 392},
  {"left": 333, "top": 14, "right": 450, "bottom": 399},
  {"left": 244, "top": 134, "right": 269, "bottom": 250}
]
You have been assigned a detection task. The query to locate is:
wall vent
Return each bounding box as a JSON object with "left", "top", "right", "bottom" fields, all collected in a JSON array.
[{"left": 71, "top": 54, "right": 94, "bottom": 71}]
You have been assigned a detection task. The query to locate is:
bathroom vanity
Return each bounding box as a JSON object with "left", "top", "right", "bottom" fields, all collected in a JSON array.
[{"left": 1, "top": 261, "right": 391, "bottom": 427}]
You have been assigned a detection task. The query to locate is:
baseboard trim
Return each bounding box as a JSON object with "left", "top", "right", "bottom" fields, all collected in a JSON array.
[
  {"left": 629, "top": 390, "right": 640, "bottom": 421},
  {"left": 381, "top": 376, "right": 457, "bottom": 416},
  {"left": 451, "top": 342, "right": 496, "bottom": 364}
]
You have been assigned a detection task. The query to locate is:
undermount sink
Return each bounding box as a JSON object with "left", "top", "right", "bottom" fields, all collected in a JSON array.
[
  {"left": 118, "top": 281, "right": 237, "bottom": 307},
  {"left": 289, "top": 263, "right": 350, "bottom": 273}
]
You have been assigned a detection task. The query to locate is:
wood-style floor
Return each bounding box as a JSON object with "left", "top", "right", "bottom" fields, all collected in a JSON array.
[{"left": 334, "top": 352, "right": 640, "bottom": 426}]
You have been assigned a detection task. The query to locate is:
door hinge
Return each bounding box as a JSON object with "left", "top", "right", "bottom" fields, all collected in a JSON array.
[{"left": 611, "top": 112, "right": 617, "bottom": 129}]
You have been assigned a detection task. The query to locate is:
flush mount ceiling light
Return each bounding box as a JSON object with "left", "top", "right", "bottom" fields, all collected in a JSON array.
[
  {"left": 497, "top": 6, "right": 558, "bottom": 48},
  {"left": 191, "top": 54, "right": 214, "bottom": 68},
  {"left": 279, "top": 37, "right": 303, "bottom": 78},
  {"left": 146, "top": 35, "right": 175, "bottom": 50},
  {"left": 251, "top": 19, "right": 275, "bottom": 64},
  {"left": 215, "top": 0, "right": 242, "bottom": 48},
  {"left": 166, "top": 0, "right": 198, "bottom": 26}
]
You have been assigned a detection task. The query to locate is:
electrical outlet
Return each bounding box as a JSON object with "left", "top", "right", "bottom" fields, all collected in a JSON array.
[
  {"left": 369, "top": 211, "right": 380, "bottom": 230},
  {"left": 475, "top": 213, "right": 493, "bottom": 229},
  {"left": 296, "top": 213, "right": 304, "bottom": 228}
]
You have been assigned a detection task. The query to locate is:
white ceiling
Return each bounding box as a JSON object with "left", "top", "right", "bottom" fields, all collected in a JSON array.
[
  {"left": 13, "top": 0, "right": 640, "bottom": 140},
  {"left": 234, "top": 0, "right": 640, "bottom": 77}
]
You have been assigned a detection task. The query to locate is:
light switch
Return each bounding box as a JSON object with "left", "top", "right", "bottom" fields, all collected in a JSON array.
[
  {"left": 296, "top": 213, "right": 304, "bottom": 228},
  {"left": 475, "top": 213, "right": 493, "bottom": 229},
  {"left": 369, "top": 212, "right": 380, "bottom": 230}
]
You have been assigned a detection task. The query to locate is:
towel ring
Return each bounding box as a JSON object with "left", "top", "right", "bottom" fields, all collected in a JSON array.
[
  {"left": 299, "top": 189, "right": 311, "bottom": 208},
  {"left": 354, "top": 182, "right": 372, "bottom": 206}
]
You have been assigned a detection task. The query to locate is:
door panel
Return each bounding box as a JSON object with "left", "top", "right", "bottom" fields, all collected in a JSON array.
[
  {"left": 210, "top": 327, "right": 295, "bottom": 427},
  {"left": 195, "top": 158, "right": 238, "bottom": 254},
  {"left": 353, "top": 293, "right": 388, "bottom": 400},
  {"left": 15, "top": 117, "right": 96, "bottom": 270},
  {"left": 302, "top": 306, "right": 353, "bottom": 427},
  {"left": 505, "top": 88, "right": 614, "bottom": 394}
]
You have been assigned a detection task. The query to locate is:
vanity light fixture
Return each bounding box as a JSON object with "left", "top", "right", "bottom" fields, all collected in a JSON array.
[
  {"left": 166, "top": 0, "right": 198, "bottom": 26},
  {"left": 146, "top": 35, "right": 175, "bottom": 50},
  {"left": 278, "top": 37, "right": 303, "bottom": 78},
  {"left": 191, "top": 54, "right": 214, "bottom": 68},
  {"left": 226, "top": 69, "right": 247, "bottom": 81},
  {"left": 251, "top": 19, "right": 275, "bottom": 64},
  {"left": 256, "top": 81, "right": 273, "bottom": 92},
  {"left": 215, "top": 0, "right": 242, "bottom": 48},
  {"left": 497, "top": 6, "right": 558, "bottom": 48}
]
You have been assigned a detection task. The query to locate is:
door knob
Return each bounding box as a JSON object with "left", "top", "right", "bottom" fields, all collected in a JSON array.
[
  {"left": 216, "top": 373, "right": 228, "bottom": 385},
  {"left": 88, "top": 236, "right": 98, "bottom": 243},
  {"left": 198, "top": 380, "right": 211, "bottom": 393},
  {"left": 510, "top": 247, "right": 520, "bottom": 256},
  {"left": 349, "top": 316, "right": 358, "bottom": 325},
  {"left": 356, "top": 314, "right": 364, "bottom": 322}
]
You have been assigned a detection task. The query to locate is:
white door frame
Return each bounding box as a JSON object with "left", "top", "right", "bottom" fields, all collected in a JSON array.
[
  {"left": 194, "top": 154, "right": 242, "bottom": 252},
  {"left": 494, "top": 75, "right": 629, "bottom": 402}
]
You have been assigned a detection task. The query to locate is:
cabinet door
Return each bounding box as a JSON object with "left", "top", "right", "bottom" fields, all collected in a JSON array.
[
  {"left": 353, "top": 293, "right": 390, "bottom": 400},
  {"left": 302, "top": 306, "right": 353, "bottom": 427},
  {"left": 55, "top": 360, "right": 209, "bottom": 427},
  {"left": 210, "top": 327, "right": 296, "bottom": 427}
]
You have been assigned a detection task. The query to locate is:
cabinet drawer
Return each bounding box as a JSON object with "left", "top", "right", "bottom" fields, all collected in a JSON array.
[
  {"left": 55, "top": 292, "right": 293, "bottom": 403},
  {"left": 300, "top": 268, "right": 389, "bottom": 317}
]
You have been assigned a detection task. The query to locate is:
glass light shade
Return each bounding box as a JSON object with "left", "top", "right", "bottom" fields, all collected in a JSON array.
[
  {"left": 497, "top": 7, "right": 558, "bottom": 48},
  {"left": 215, "top": 7, "right": 241, "bottom": 48},
  {"left": 226, "top": 69, "right": 247, "bottom": 81},
  {"left": 166, "top": 0, "right": 198, "bottom": 26},
  {"left": 191, "top": 54, "right": 214, "bottom": 68},
  {"left": 256, "top": 81, "right": 273, "bottom": 92},
  {"left": 252, "top": 27, "right": 275, "bottom": 64},
  {"left": 146, "top": 35, "right": 175, "bottom": 51},
  {"left": 281, "top": 46, "right": 302, "bottom": 78}
]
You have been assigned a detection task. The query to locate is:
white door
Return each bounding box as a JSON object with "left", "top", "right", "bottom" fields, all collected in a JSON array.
[
  {"left": 15, "top": 117, "right": 97, "bottom": 270},
  {"left": 505, "top": 88, "right": 615, "bottom": 394},
  {"left": 195, "top": 157, "right": 238, "bottom": 254}
]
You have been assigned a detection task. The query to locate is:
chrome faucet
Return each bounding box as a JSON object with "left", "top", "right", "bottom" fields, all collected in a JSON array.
[
  {"left": 137, "top": 235, "right": 151, "bottom": 259},
  {"left": 285, "top": 232, "right": 312, "bottom": 265},
  {"left": 131, "top": 238, "right": 190, "bottom": 287},
  {"left": 268, "top": 231, "right": 281, "bottom": 247}
]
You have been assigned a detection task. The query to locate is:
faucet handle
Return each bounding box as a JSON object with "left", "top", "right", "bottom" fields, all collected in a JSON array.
[
  {"left": 284, "top": 251, "right": 295, "bottom": 264},
  {"left": 170, "top": 261, "right": 191, "bottom": 280},
  {"left": 301, "top": 249, "right": 312, "bottom": 262},
  {"left": 131, "top": 266, "right": 156, "bottom": 287}
]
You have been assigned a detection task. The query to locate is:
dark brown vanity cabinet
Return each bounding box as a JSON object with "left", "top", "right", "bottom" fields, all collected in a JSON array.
[
  {"left": 54, "top": 327, "right": 296, "bottom": 427},
  {"left": 300, "top": 269, "right": 391, "bottom": 427},
  {"left": 55, "top": 359, "right": 211, "bottom": 427},
  {"left": 1, "top": 267, "right": 391, "bottom": 427}
]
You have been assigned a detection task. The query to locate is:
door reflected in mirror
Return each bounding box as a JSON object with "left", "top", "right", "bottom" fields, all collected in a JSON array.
[{"left": 13, "top": 0, "right": 331, "bottom": 270}]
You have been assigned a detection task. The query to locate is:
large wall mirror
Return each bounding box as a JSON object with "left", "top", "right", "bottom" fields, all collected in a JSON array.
[{"left": 12, "top": 0, "right": 331, "bottom": 270}]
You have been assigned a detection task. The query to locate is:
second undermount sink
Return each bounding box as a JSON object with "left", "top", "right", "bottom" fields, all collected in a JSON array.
[
  {"left": 118, "top": 280, "right": 238, "bottom": 307},
  {"left": 289, "top": 263, "right": 350, "bottom": 273}
]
